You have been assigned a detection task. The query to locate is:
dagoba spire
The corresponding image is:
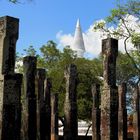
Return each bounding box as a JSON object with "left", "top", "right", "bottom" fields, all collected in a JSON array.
[{"left": 71, "top": 19, "right": 85, "bottom": 58}]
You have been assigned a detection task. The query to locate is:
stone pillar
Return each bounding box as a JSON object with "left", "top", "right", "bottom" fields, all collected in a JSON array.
[
  {"left": 51, "top": 93, "right": 58, "bottom": 140},
  {"left": 44, "top": 78, "right": 52, "bottom": 140},
  {"left": 118, "top": 83, "right": 127, "bottom": 140},
  {"left": 23, "top": 56, "right": 37, "bottom": 140},
  {"left": 0, "top": 16, "right": 19, "bottom": 74},
  {"left": 0, "top": 74, "right": 22, "bottom": 140},
  {"left": 101, "top": 38, "right": 118, "bottom": 140},
  {"left": 92, "top": 84, "right": 100, "bottom": 140},
  {"left": 133, "top": 85, "right": 140, "bottom": 140},
  {"left": 0, "top": 15, "right": 22, "bottom": 140},
  {"left": 64, "top": 64, "right": 78, "bottom": 140},
  {"left": 36, "top": 68, "right": 46, "bottom": 140}
]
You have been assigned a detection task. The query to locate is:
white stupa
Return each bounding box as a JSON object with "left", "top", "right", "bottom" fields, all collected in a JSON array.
[{"left": 71, "top": 19, "right": 85, "bottom": 58}]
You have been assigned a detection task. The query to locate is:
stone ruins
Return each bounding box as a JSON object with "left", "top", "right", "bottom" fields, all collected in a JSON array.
[{"left": 0, "top": 15, "right": 139, "bottom": 140}]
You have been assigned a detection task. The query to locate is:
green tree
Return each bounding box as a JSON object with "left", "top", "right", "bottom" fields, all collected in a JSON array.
[
  {"left": 74, "top": 58, "right": 101, "bottom": 120},
  {"left": 94, "top": 0, "right": 140, "bottom": 83},
  {"left": 23, "top": 45, "right": 37, "bottom": 56},
  {"left": 16, "top": 40, "right": 104, "bottom": 121},
  {"left": 17, "top": 39, "right": 140, "bottom": 119},
  {"left": 116, "top": 51, "right": 138, "bottom": 84}
]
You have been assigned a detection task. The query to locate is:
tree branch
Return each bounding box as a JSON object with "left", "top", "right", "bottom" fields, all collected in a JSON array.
[
  {"left": 124, "top": 37, "right": 140, "bottom": 76},
  {"left": 85, "top": 123, "right": 92, "bottom": 136},
  {"left": 121, "top": 16, "right": 132, "bottom": 36}
]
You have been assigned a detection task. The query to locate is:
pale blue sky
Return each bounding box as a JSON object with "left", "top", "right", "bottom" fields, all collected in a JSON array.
[{"left": 1, "top": 0, "right": 119, "bottom": 54}]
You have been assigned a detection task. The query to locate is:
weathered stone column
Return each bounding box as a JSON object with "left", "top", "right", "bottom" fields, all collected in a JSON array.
[
  {"left": 118, "top": 83, "right": 127, "bottom": 140},
  {"left": 23, "top": 56, "right": 37, "bottom": 140},
  {"left": 64, "top": 64, "right": 78, "bottom": 140},
  {"left": 92, "top": 84, "right": 100, "bottom": 140},
  {"left": 133, "top": 85, "right": 140, "bottom": 140},
  {"left": 51, "top": 93, "right": 58, "bottom": 140},
  {"left": 0, "top": 74, "right": 22, "bottom": 140},
  {"left": 36, "top": 68, "right": 46, "bottom": 140},
  {"left": 101, "top": 38, "right": 118, "bottom": 140},
  {"left": 0, "top": 15, "right": 22, "bottom": 140},
  {"left": 44, "top": 78, "right": 52, "bottom": 140},
  {"left": 0, "top": 16, "right": 19, "bottom": 74}
]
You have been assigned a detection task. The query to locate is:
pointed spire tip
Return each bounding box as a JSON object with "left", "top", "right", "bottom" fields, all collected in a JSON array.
[{"left": 76, "top": 18, "right": 80, "bottom": 27}]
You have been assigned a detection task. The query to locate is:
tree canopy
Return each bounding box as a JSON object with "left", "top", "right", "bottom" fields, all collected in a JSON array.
[
  {"left": 15, "top": 0, "right": 140, "bottom": 120},
  {"left": 16, "top": 37, "right": 140, "bottom": 120},
  {"left": 94, "top": 0, "right": 140, "bottom": 84},
  {"left": 17, "top": 41, "right": 102, "bottom": 120}
]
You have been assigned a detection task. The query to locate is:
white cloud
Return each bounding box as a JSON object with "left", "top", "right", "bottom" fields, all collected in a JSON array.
[
  {"left": 56, "top": 26, "right": 102, "bottom": 58},
  {"left": 56, "top": 31, "right": 73, "bottom": 51},
  {"left": 56, "top": 15, "right": 140, "bottom": 59},
  {"left": 83, "top": 26, "right": 102, "bottom": 57}
]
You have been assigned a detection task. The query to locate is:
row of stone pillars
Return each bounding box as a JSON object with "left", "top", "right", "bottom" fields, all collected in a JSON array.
[
  {"left": 0, "top": 16, "right": 53, "bottom": 140},
  {"left": 22, "top": 56, "right": 53, "bottom": 140},
  {"left": 92, "top": 82, "right": 128, "bottom": 140},
  {"left": 23, "top": 60, "right": 77, "bottom": 140},
  {"left": 0, "top": 15, "right": 77, "bottom": 140},
  {"left": 20, "top": 56, "right": 77, "bottom": 140},
  {"left": 0, "top": 15, "right": 140, "bottom": 140},
  {"left": 92, "top": 38, "right": 128, "bottom": 140},
  {"left": 92, "top": 38, "right": 140, "bottom": 140}
]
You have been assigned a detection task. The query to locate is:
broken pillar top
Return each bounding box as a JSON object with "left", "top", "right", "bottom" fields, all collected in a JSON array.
[
  {"left": 0, "top": 16, "right": 19, "bottom": 74},
  {"left": 64, "top": 64, "right": 77, "bottom": 78},
  {"left": 102, "top": 38, "right": 118, "bottom": 87},
  {"left": 23, "top": 56, "right": 37, "bottom": 98},
  {"left": 0, "top": 16, "right": 19, "bottom": 39},
  {"left": 37, "top": 68, "right": 46, "bottom": 80},
  {"left": 102, "top": 38, "right": 118, "bottom": 57},
  {"left": 23, "top": 56, "right": 37, "bottom": 71}
]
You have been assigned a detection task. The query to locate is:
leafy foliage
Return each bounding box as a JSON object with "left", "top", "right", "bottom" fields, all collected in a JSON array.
[
  {"left": 131, "top": 33, "right": 140, "bottom": 47},
  {"left": 16, "top": 39, "right": 140, "bottom": 119},
  {"left": 16, "top": 41, "right": 103, "bottom": 120},
  {"left": 94, "top": 0, "right": 140, "bottom": 86},
  {"left": 116, "top": 51, "right": 138, "bottom": 84}
]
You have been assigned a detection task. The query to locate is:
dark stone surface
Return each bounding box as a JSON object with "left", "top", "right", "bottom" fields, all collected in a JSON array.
[
  {"left": 92, "top": 84, "right": 100, "bottom": 140},
  {"left": 64, "top": 64, "right": 78, "bottom": 140},
  {"left": 59, "top": 136, "right": 133, "bottom": 140},
  {"left": 0, "top": 16, "right": 19, "bottom": 74},
  {"left": 23, "top": 56, "right": 37, "bottom": 140},
  {"left": 44, "top": 78, "right": 51, "bottom": 140},
  {"left": 102, "top": 38, "right": 118, "bottom": 87},
  {"left": 118, "top": 83, "right": 127, "bottom": 140},
  {"left": 133, "top": 85, "right": 140, "bottom": 140},
  {"left": 51, "top": 93, "right": 58, "bottom": 140},
  {"left": 36, "top": 68, "right": 46, "bottom": 140},
  {"left": 101, "top": 38, "right": 118, "bottom": 140},
  {"left": 59, "top": 136, "right": 92, "bottom": 140},
  {"left": 0, "top": 74, "right": 22, "bottom": 140}
]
